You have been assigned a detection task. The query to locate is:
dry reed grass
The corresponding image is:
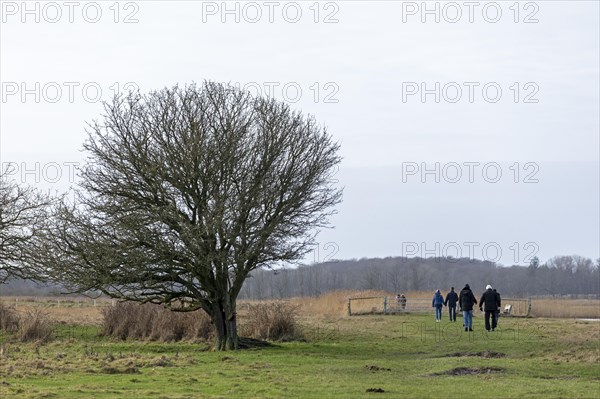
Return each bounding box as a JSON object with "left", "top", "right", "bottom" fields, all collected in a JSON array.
[
  {"left": 0, "top": 301, "right": 103, "bottom": 325},
  {"left": 289, "top": 290, "right": 452, "bottom": 317},
  {"left": 17, "top": 309, "right": 53, "bottom": 343},
  {"left": 287, "top": 291, "right": 599, "bottom": 319},
  {"left": 0, "top": 296, "right": 114, "bottom": 307},
  {"left": 239, "top": 301, "right": 303, "bottom": 341},
  {"left": 100, "top": 301, "right": 303, "bottom": 342},
  {"left": 0, "top": 303, "right": 54, "bottom": 342},
  {"left": 0, "top": 296, "right": 109, "bottom": 326},
  {"left": 531, "top": 299, "right": 600, "bottom": 319},
  {"left": 0, "top": 302, "right": 20, "bottom": 332},
  {"left": 101, "top": 302, "right": 213, "bottom": 342},
  {"left": 3, "top": 291, "right": 599, "bottom": 325}
]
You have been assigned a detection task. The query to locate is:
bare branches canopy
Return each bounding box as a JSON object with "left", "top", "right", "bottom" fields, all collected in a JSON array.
[{"left": 0, "top": 167, "right": 51, "bottom": 283}]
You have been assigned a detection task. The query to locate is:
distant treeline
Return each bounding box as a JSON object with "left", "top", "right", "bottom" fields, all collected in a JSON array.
[
  {"left": 238, "top": 255, "right": 600, "bottom": 299},
  {"left": 1, "top": 255, "right": 598, "bottom": 299}
]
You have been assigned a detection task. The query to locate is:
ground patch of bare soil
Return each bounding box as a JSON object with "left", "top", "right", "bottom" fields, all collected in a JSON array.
[
  {"left": 100, "top": 365, "right": 140, "bottom": 374},
  {"left": 445, "top": 351, "right": 506, "bottom": 359},
  {"left": 432, "top": 366, "right": 504, "bottom": 376}
]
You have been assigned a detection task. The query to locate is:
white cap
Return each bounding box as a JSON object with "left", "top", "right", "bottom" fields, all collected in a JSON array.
[{"left": 486, "top": 284, "right": 492, "bottom": 290}]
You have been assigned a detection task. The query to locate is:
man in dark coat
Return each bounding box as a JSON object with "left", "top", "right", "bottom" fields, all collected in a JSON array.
[
  {"left": 479, "top": 284, "right": 501, "bottom": 331},
  {"left": 459, "top": 284, "right": 477, "bottom": 331},
  {"left": 444, "top": 287, "right": 459, "bottom": 322}
]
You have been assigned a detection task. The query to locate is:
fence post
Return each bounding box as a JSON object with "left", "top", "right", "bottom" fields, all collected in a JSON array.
[
  {"left": 348, "top": 299, "right": 352, "bottom": 316},
  {"left": 527, "top": 297, "right": 532, "bottom": 317},
  {"left": 383, "top": 296, "right": 387, "bottom": 314}
]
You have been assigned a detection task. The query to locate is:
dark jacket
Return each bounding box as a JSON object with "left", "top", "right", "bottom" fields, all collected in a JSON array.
[
  {"left": 444, "top": 290, "right": 458, "bottom": 307},
  {"left": 432, "top": 292, "right": 444, "bottom": 307},
  {"left": 479, "top": 289, "right": 501, "bottom": 311},
  {"left": 459, "top": 286, "right": 477, "bottom": 311}
]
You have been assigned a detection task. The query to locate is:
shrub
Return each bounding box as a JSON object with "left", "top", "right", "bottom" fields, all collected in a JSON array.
[
  {"left": 101, "top": 302, "right": 213, "bottom": 342},
  {"left": 102, "top": 301, "right": 304, "bottom": 343},
  {"left": 0, "top": 303, "right": 20, "bottom": 333},
  {"left": 240, "top": 301, "right": 303, "bottom": 342},
  {"left": 18, "top": 309, "right": 53, "bottom": 343},
  {"left": 0, "top": 304, "right": 53, "bottom": 342}
]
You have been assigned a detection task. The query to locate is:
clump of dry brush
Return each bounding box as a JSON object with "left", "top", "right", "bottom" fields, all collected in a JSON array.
[
  {"left": 239, "top": 301, "right": 304, "bottom": 342},
  {"left": 0, "top": 302, "right": 53, "bottom": 343},
  {"left": 101, "top": 302, "right": 213, "bottom": 342},
  {"left": 101, "top": 300, "right": 304, "bottom": 343}
]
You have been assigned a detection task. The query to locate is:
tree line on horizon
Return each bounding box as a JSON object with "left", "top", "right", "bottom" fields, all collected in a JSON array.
[
  {"left": 1, "top": 254, "right": 597, "bottom": 299},
  {"left": 237, "top": 255, "right": 600, "bottom": 299}
]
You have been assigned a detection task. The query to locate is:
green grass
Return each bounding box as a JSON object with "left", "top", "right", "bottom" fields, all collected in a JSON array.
[{"left": 1, "top": 314, "right": 598, "bottom": 398}]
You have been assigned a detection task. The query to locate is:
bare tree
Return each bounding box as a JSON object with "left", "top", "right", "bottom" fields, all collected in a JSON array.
[
  {"left": 385, "top": 264, "right": 403, "bottom": 294},
  {"left": 547, "top": 255, "right": 576, "bottom": 274},
  {"left": 0, "top": 168, "right": 51, "bottom": 282},
  {"left": 39, "top": 82, "right": 342, "bottom": 350},
  {"left": 361, "top": 264, "right": 383, "bottom": 290}
]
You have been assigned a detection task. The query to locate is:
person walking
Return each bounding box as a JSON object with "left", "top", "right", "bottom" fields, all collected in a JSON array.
[
  {"left": 479, "top": 285, "right": 501, "bottom": 332},
  {"left": 459, "top": 284, "right": 477, "bottom": 331},
  {"left": 444, "top": 287, "right": 459, "bottom": 322},
  {"left": 395, "top": 293, "right": 408, "bottom": 311},
  {"left": 432, "top": 289, "right": 445, "bottom": 322},
  {"left": 400, "top": 294, "right": 407, "bottom": 311}
]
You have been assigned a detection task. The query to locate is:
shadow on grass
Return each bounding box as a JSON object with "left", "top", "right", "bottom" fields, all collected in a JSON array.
[{"left": 238, "top": 337, "right": 276, "bottom": 350}]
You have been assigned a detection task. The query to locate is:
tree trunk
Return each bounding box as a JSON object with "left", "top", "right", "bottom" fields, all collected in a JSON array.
[{"left": 211, "top": 298, "right": 238, "bottom": 351}]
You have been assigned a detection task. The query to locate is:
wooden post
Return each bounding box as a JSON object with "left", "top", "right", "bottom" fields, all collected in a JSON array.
[
  {"left": 347, "top": 299, "right": 352, "bottom": 316},
  {"left": 527, "top": 297, "right": 532, "bottom": 317},
  {"left": 383, "top": 296, "right": 387, "bottom": 314}
]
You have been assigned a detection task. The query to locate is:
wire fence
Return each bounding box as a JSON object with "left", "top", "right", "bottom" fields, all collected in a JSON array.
[{"left": 1, "top": 296, "right": 115, "bottom": 308}]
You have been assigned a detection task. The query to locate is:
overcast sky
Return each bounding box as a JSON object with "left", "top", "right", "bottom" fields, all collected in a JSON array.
[{"left": 1, "top": 0, "right": 598, "bottom": 265}]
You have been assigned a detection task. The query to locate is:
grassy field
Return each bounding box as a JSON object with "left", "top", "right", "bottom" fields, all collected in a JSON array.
[{"left": 1, "top": 293, "right": 599, "bottom": 398}]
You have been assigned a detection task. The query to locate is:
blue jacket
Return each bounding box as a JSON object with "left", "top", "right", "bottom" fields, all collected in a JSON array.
[{"left": 432, "top": 292, "right": 444, "bottom": 307}]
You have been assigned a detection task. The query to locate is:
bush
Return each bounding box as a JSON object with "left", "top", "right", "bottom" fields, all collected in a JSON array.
[
  {"left": 240, "top": 301, "right": 303, "bottom": 342},
  {"left": 101, "top": 302, "right": 213, "bottom": 342},
  {"left": 0, "top": 303, "right": 20, "bottom": 333},
  {"left": 1, "top": 303, "right": 53, "bottom": 342},
  {"left": 102, "top": 301, "right": 304, "bottom": 343},
  {"left": 148, "top": 310, "right": 213, "bottom": 342},
  {"left": 18, "top": 309, "right": 53, "bottom": 343}
]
